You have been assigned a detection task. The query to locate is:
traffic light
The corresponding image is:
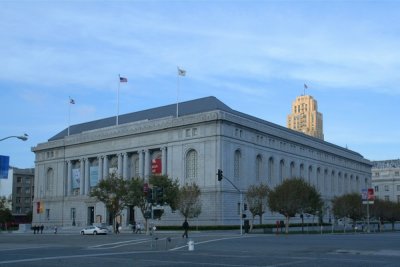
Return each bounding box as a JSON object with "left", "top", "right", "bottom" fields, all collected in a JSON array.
[
  {"left": 217, "top": 169, "right": 223, "bottom": 181},
  {"left": 147, "top": 188, "right": 154, "bottom": 203},
  {"left": 156, "top": 187, "right": 164, "bottom": 205}
]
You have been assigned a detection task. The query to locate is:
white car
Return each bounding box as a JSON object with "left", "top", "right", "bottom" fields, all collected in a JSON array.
[{"left": 80, "top": 226, "right": 108, "bottom": 235}]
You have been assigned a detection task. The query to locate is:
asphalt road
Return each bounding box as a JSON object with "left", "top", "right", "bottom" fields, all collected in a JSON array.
[{"left": 0, "top": 231, "right": 400, "bottom": 266}]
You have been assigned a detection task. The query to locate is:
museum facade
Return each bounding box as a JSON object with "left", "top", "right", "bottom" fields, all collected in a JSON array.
[{"left": 32, "top": 96, "right": 372, "bottom": 228}]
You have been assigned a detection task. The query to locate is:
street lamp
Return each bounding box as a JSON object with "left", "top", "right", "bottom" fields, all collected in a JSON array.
[{"left": 0, "top": 134, "right": 28, "bottom": 142}]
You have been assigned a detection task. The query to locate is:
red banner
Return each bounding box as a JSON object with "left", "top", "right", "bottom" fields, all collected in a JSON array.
[{"left": 151, "top": 159, "right": 162, "bottom": 174}]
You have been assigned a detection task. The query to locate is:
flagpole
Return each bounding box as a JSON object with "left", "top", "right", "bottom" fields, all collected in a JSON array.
[
  {"left": 176, "top": 70, "right": 180, "bottom": 117},
  {"left": 117, "top": 74, "right": 120, "bottom": 126},
  {"left": 68, "top": 97, "right": 71, "bottom": 136}
]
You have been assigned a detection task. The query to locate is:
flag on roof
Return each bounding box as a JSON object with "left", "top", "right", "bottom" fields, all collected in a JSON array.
[
  {"left": 70, "top": 98, "right": 75, "bottom": 104},
  {"left": 120, "top": 77, "right": 128, "bottom": 83},
  {"left": 178, "top": 67, "right": 186, "bottom": 76}
]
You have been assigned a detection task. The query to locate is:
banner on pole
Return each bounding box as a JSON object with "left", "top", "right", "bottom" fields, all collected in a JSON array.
[{"left": 0, "top": 155, "right": 10, "bottom": 179}]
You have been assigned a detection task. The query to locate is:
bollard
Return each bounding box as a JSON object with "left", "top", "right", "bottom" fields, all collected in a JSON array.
[{"left": 188, "top": 240, "right": 194, "bottom": 251}]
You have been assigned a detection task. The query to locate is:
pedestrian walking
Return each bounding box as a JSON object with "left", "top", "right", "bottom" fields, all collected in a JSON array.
[
  {"left": 40, "top": 225, "right": 44, "bottom": 234},
  {"left": 54, "top": 226, "right": 57, "bottom": 234},
  {"left": 116, "top": 222, "right": 120, "bottom": 234},
  {"left": 131, "top": 221, "right": 136, "bottom": 233},
  {"left": 182, "top": 219, "right": 189, "bottom": 238},
  {"left": 135, "top": 222, "right": 141, "bottom": 234}
]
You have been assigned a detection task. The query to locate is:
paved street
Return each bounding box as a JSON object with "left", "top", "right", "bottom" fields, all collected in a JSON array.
[{"left": 1, "top": 231, "right": 400, "bottom": 266}]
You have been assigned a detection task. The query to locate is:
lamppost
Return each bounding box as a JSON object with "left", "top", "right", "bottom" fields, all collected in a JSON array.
[{"left": 0, "top": 134, "right": 28, "bottom": 142}]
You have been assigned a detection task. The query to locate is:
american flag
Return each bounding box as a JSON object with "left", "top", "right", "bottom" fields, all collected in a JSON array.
[
  {"left": 178, "top": 67, "right": 186, "bottom": 76},
  {"left": 120, "top": 77, "right": 128, "bottom": 83},
  {"left": 70, "top": 98, "right": 75, "bottom": 104}
]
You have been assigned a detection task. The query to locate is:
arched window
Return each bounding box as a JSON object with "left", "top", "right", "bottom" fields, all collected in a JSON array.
[
  {"left": 46, "top": 168, "right": 54, "bottom": 193},
  {"left": 324, "top": 169, "right": 328, "bottom": 192},
  {"left": 331, "top": 171, "right": 335, "bottom": 194},
  {"left": 300, "top": 164, "right": 305, "bottom": 179},
  {"left": 290, "top": 161, "right": 295, "bottom": 178},
  {"left": 268, "top": 157, "right": 274, "bottom": 183},
  {"left": 185, "top": 149, "right": 198, "bottom": 182},
  {"left": 279, "top": 159, "right": 285, "bottom": 183},
  {"left": 308, "top": 166, "right": 313, "bottom": 184},
  {"left": 316, "top": 167, "right": 321, "bottom": 190},
  {"left": 234, "top": 150, "right": 241, "bottom": 180},
  {"left": 256, "top": 155, "right": 262, "bottom": 181},
  {"left": 338, "top": 172, "right": 342, "bottom": 193}
]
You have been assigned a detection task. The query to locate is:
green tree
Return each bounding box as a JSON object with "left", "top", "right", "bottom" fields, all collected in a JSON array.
[
  {"left": 149, "top": 175, "right": 180, "bottom": 211},
  {"left": 90, "top": 173, "right": 129, "bottom": 232},
  {"left": 0, "top": 196, "right": 12, "bottom": 231},
  {"left": 177, "top": 183, "right": 202, "bottom": 220},
  {"left": 246, "top": 183, "right": 270, "bottom": 229},
  {"left": 268, "top": 178, "right": 323, "bottom": 233},
  {"left": 370, "top": 199, "right": 400, "bottom": 231},
  {"left": 332, "top": 193, "right": 364, "bottom": 227},
  {"left": 125, "top": 175, "right": 180, "bottom": 234}
]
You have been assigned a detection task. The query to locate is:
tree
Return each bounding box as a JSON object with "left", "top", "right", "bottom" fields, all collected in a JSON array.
[
  {"left": 246, "top": 183, "right": 270, "bottom": 229},
  {"left": 268, "top": 178, "right": 323, "bottom": 233},
  {"left": 177, "top": 183, "right": 202, "bottom": 220},
  {"left": 370, "top": 199, "right": 400, "bottom": 231},
  {"left": 90, "top": 173, "right": 129, "bottom": 232},
  {"left": 0, "top": 196, "right": 12, "bottom": 231},
  {"left": 125, "top": 175, "right": 180, "bottom": 234},
  {"left": 332, "top": 193, "right": 364, "bottom": 228}
]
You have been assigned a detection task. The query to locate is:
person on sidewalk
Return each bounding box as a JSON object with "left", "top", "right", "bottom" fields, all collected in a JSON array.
[
  {"left": 116, "top": 222, "right": 120, "bottom": 234},
  {"left": 182, "top": 219, "right": 189, "bottom": 238}
]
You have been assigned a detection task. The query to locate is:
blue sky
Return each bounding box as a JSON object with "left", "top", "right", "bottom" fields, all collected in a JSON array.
[{"left": 1, "top": 0, "right": 400, "bottom": 169}]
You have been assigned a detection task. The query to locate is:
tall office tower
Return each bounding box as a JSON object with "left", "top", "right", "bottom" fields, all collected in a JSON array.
[{"left": 287, "top": 95, "right": 324, "bottom": 140}]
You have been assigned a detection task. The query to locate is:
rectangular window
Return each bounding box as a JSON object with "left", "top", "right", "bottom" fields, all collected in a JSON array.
[
  {"left": 384, "top": 185, "right": 389, "bottom": 191},
  {"left": 374, "top": 185, "right": 379, "bottom": 192},
  {"left": 46, "top": 209, "right": 50, "bottom": 220},
  {"left": 397, "top": 185, "right": 400, "bottom": 191},
  {"left": 17, "top": 177, "right": 22, "bottom": 183},
  {"left": 397, "top": 195, "right": 400, "bottom": 203},
  {"left": 395, "top": 171, "right": 400, "bottom": 176},
  {"left": 384, "top": 195, "right": 390, "bottom": 201},
  {"left": 185, "top": 129, "right": 191, "bottom": 137}
]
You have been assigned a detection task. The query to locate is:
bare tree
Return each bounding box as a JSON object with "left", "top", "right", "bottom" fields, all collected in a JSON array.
[
  {"left": 246, "top": 183, "right": 270, "bottom": 230},
  {"left": 177, "top": 183, "right": 202, "bottom": 220}
]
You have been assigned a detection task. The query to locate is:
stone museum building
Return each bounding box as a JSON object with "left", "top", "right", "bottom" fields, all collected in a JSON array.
[{"left": 32, "top": 96, "right": 372, "bottom": 228}]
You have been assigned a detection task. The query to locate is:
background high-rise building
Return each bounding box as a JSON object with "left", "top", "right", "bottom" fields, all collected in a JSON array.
[{"left": 287, "top": 95, "right": 324, "bottom": 140}]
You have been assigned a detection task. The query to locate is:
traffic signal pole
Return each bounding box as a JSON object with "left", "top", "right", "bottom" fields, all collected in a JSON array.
[{"left": 217, "top": 169, "right": 243, "bottom": 235}]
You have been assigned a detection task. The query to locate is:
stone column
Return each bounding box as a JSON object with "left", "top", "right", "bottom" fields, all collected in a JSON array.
[
  {"left": 103, "top": 155, "right": 108, "bottom": 179},
  {"left": 118, "top": 153, "right": 123, "bottom": 177},
  {"left": 139, "top": 150, "right": 144, "bottom": 178},
  {"left": 144, "top": 149, "right": 150, "bottom": 179},
  {"left": 85, "top": 158, "right": 90, "bottom": 195},
  {"left": 80, "top": 158, "right": 85, "bottom": 195},
  {"left": 67, "top": 160, "right": 72, "bottom": 196},
  {"left": 161, "top": 147, "right": 167, "bottom": 175},
  {"left": 98, "top": 156, "right": 103, "bottom": 181},
  {"left": 123, "top": 152, "right": 129, "bottom": 180}
]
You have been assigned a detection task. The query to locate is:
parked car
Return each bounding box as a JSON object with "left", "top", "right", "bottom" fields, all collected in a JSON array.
[{"left": 80, "top": 226, "right": 108, "bottom": 235}]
